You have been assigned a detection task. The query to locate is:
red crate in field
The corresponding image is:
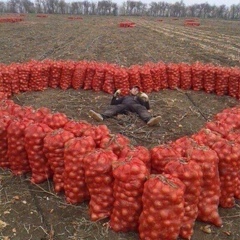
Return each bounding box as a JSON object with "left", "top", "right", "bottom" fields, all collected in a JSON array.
[
  {"left": 36, "top": 14, "right": 48, "bottom": 18},
  {"left": 184, "top": 19, "right": 200, "bottom": 26},
  {"left": 68, "top": 16, "right": 83, "bottom": 20},
  {"left": 119, "top": 22, "right": 136, "bottom": 28},
  {"left": 0, "top": 17, "right": 24, "bottom": 23}
]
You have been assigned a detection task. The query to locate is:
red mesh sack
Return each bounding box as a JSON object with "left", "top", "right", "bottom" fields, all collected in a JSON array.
[
  {"left": 192, "top": 127, "right": 223, "bottom": 148},
  {"left": 226, "top": 128, "right": 240, "bottom": 143},
  {"left": 128, "top": 65, "right": 142, "bottom": 90},
  {"left": 186, "top": 145, "right": 222, "bottom": 226},
  {"left": 27, "top": 107, "right": 51, "bottom": 123},
  {"left": 7, "top": 118, "right": 34, "bottom": 175},
  {"left": 92, "top": 63, "right": 106, "bottom": 92},
  {"left": 119, "top": 145, "right": 151, "bottom": 171},
  {"left": 179, "top": 63, "right": 192, "bottom": 90},
  {"left": 79, "top": 124, "right": 110, "bottom": 147},
  {"left": 24, "top": 123, "right": 53, "bottom": 183},
  {"left": 213, "top": 107, "right": 240, "bottom": 130},
  {"left": 203, "top": 64, "right": 216, "bottom": 93},
  {"left": 170, "top": 136, "right": 196, "bottom": 157},
  {"left": 110, "top": 158, "right": 150, "bottom": 232},
  {"left": 64, "top": 120, "right": 92, "bottom": 137},
  {"left": 114, "top": 67, "right": 130, "bottom": 96},
  {"left": 83, "top": 62, "right": 96, "bottom": 90},
  {"left": 149, "top": 62, "right": 162, "bottom": 91},
  {"left": 0, "top": 65, "right": 14, "bottom": 97},
  {"left": 84, "top": 148, "right": 117, "bottom": 221},
  {"left": 48, "top": 60, "right": 62, "bottom": 88},
  {"left": 42, "top": 112, "right": 69, "bottom": 129},
  {"left": 191, "top": 62, "right": 204, "bottom": 91},
  {"left": 150, "top": 143, "right": 181, "bottom": 173},
  {"left": 139, "top": 173, "right": 185, "bottom": 240},
  {"left": 214, "top": 105, "right": 240, "bottom": 120},
  {"left": 18, "top": 62, "right": 31, "bottom": 92},
  {"left": 211, "top": 139, "right": 240, "bottom": 208},
  {"left": 64, "top": 136, "right": 96, "bottom": 204},
  {"left": 140, "top": 63, "right": 154, "bottom": 93},
  {"left": 10, "top": 63, "right": 20, "bottom": 94},
  {"left": 72, "top": 61, "right": 88, "bottom": 89},
  {"left": 28, "top": 60, "right": 50, "bottom": 91},
  {"left": 0, "top": 92, "right": 9, "bottom": 100},
  {"left": 59, "top": 60, "right": 76, "bottom": 90},
  {"left": 204, "top": 120, "right": 233, "bottom": 138},
  {"left": 11, "top": 105, "right": 35, "bottom": 120},
  {"left": 0, "top": 99, "right": 21, "bottom": 117},
  {"left": 102, "top": 64, "right": 116, "bottom": 94},
  {"left": 215, "top": 67, "right": 229, "bottom": 96},
  {"left": 43, "top": 129, "right": 75, "bottom": 192},
  {"left": 228, "top": 67, "right": 240, "bottom": 98},
  {"left": 0, "top": 116, "right": 12, "bottom": 168},
  {"left": 167, "top": 63, "right": 180, "bottom": 90},
  {"left": 1, "top": 100, "right": 34, "bottom": 120},
  {"left": 158, "top": 62, "right": 168, "bottom": 89},
  {"left": 99, "top": 133, "right": 130, "bottom": 156},
  {"left": 164, "top": 159, "right": 203, "bottom": 239},
  {"left": 226, "top": 118, "right": 240, "bottom": 200},
  {"left": 235, "top": 172, "right": 240, "bottom": 199}
]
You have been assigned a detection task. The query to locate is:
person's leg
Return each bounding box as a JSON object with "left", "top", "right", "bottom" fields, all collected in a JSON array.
[
  {"left": 130, "top": 104, "right": 152, "bottom": 122},
  {"left": 89, "top": 104, "right": 128, "bottom": 122},
  {"left": 102, "top": 104, "right": 128, "bottom": 118},
  {"left": 130, "top": 104, "right": 161, "bottom": 126}
]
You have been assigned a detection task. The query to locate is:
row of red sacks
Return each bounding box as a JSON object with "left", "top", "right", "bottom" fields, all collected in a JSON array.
[
  {"left": 0, "top": 93, "right": 240, "bottom": 239},
  {"left": 119, "top": 22, "right": 136, "bottom": 27},
  {"left": 184, "top": 19, "right": 200, "bottom": 26},
  {"left": 36, "top": 14, "right": 48, "bottom": 18},
  {"left": 0, "top": 17, "right": 24, "bottom": 23},
  {"left": 1, "top": 60, "right": 239, "bottom": 98},
  {"left": 68, "top": 16, "right": 83, "bottom": 20}
]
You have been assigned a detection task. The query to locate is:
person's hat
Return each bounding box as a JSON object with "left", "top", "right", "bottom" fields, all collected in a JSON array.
[{"left": 132, "top": 85, "right": 140, "bottom": 91}]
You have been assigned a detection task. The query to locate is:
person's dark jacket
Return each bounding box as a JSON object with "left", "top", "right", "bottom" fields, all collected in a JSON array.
[{"left": 110, "top": 94, "right": 150, "bottom": 110}]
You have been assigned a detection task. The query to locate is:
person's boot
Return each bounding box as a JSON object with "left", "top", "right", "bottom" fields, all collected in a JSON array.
[
  {"left": 89, "top": 110, "right": 104, "bottom": 122},
  {"left": 147, "top": 116, "right": 161, "bottom": 127}
]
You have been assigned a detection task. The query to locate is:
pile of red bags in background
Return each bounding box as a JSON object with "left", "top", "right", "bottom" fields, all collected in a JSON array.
[{"left": 0, "top": 17, "right": 24, "bottom": 23}]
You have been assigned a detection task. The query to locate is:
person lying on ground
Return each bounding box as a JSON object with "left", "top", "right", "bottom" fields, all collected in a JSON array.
[{"left": 89, "top": 86, "right": 161, "bottom": 127}]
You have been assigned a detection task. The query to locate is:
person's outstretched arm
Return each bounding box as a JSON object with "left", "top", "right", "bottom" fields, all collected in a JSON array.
[
  {"left": 138, "top": 92, "right": 150, "bottom": 110},
  {"left": 111, "top": 89, "right": 123, "bottom": 105}
]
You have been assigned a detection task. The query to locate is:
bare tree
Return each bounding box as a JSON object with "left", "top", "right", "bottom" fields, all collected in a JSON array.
[
  {"left": 229, "top": 4, "right": 240, "bottom": 19},
  {"left": 201, "top": 3, "right": 212, "bottom": 18},
  {"left": 0, "top": 1, "right": 6, "bottom": 12},
  {"left": 170, "top": 1, "right": 185, "bottom": 17},
  {"left": 97, "top": 0, "right": 112, "bottom": 15},
  {"left": 149, "top": 2, "right": 158, "bottom": 16},
  {"left": 82, "top": 0, "right": 90, "bottom": 14},
  {"left": 44, "top": 0, "right": 59, "bottom": 13},
  {"left": 90, "top": 1, "right": 96, "bottom": 14},
  {"left": 7, "top": 0, "right": 19, "bottom": 12},
  {"left": 119, "top": 1, "right": 126, "bottom": 15},
  {"left": 20, "top": 0, "right": 34, "bottom": 13},
  {"left": 186, "top": 4, "right": 197, "bottom": 17},
  {"left": 58, "top": 0, "right": 66, "bottom": 13}
]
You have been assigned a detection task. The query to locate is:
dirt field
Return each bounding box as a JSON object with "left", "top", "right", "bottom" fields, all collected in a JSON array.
[{"left": 0, "top": 14, "right": 240, "bottom": 240}]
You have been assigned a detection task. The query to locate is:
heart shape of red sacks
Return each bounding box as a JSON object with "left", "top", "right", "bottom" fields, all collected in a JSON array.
[{"left": 0, "top": 59, "right": 240, "bottom": 240}]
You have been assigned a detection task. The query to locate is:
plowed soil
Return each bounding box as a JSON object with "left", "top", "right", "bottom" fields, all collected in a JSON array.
[{"left": 0, "top": 14, "right": 240, "bottom": 240}]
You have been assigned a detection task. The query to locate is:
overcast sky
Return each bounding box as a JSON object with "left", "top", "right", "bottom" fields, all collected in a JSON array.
[{"left": 115, "top": 0, "right": 240, "bottom": 7}]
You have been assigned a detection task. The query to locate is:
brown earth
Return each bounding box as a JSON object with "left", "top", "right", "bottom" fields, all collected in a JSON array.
[{"left": 0, "top": 14, "right": 240, "bottom": 240}]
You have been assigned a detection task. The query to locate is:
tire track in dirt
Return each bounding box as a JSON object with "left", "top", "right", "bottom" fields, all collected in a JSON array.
[
  {"left": 133, "top": 19, "right": 240, "bottom": 64},
  {"left": 136, "top": 18, "right": 240, "bottom": 47},
  {"left": 36, "top": 20, "right": 90, "bottom": 60}
]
